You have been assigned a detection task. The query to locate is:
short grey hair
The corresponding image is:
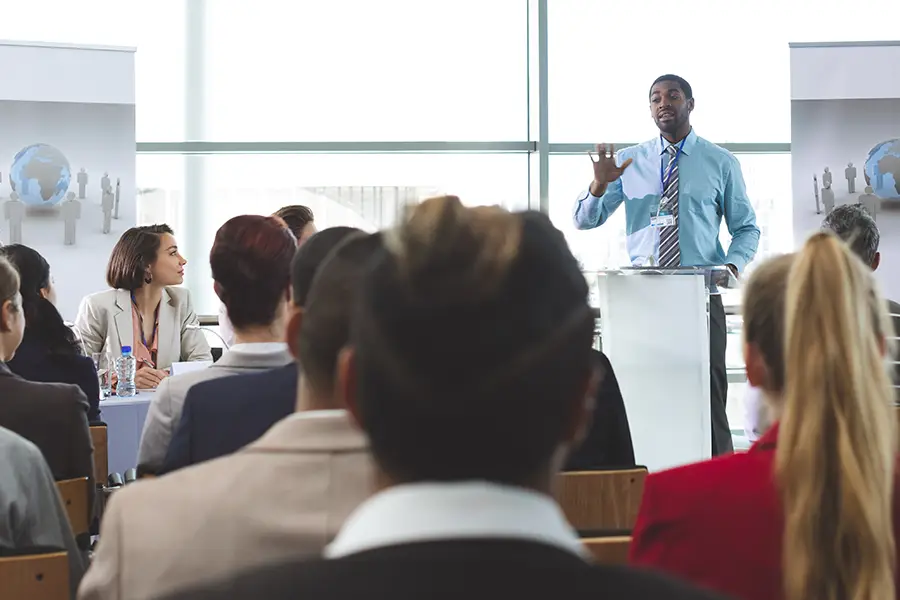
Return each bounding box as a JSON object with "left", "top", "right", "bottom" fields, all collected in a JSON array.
[{"left": 821, "top": 204, "right": 880, "bottom": 266}]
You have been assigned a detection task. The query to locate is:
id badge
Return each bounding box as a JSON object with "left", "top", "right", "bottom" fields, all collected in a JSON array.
[{"left": 650, "top": 210, "right": 675, "bottom": 228}]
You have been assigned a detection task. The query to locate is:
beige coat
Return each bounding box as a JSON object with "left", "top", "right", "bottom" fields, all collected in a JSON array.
[
  {"left": 77, "top": 411, "right": 372, "bottom": 600},
  {"left": 74, "top": 287, "right": 211, "bottom": 370}
]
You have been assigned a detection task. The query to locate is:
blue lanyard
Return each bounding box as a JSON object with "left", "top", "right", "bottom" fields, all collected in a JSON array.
[{"left": 660, "top": 136, "right": 687, "bottom": 193}]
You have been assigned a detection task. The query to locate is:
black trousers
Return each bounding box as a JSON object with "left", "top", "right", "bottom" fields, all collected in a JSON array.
[{"left": 709, "top": 294, "right": 733, "bottom": 455}]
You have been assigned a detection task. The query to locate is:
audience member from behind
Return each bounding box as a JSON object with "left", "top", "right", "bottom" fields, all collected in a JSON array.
[
  {"left": 162, "top": 227, "right": 363, "bottom": 473},
  {"left": 79, "top": 232, "right": 376, "bottom": 600},
  {"left": 746, "top": 203, "right": 900, "bottom": 441},
  {"left": 136, "top": 215, "right": 297, "bottom": 473},
  {"left": 631, "top": 233, "right": 899, "bottom": 600},
  {"left": 823, "top": 203, "right": 900, "bottom": 385},
  {"left": 217, "top": 204, "right": 317, "bottom": 346},
  {"left": 0, "top": 256, "right": 95, "bottom": 515},
  {"left": 163, "top": 196, "right": 726, "bottom": 600},
  {"left": 565, "top": 349, "right": 635, "bottom": 470},
  {"left": 2, "top": 245, "right": 101, "bottom": 422},
  {"left": 274, "top": 204, "right": 316, "bottom": 243},
  {"left": 0, "top": 426, "right": 86, "bottom": 598},
  {"left": 75, "top": 225, "right": 211, "bottom": 386}
]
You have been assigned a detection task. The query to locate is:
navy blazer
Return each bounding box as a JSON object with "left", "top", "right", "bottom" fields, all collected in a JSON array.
[
  {"left": 7, "top": 332, "right": 101, "bottom": 423},
  {"left": 564, "top": 349, "right": 635, "bottom": 471},
  {"left": 161, "top": 363, "right": 298, "bottom": 474}
]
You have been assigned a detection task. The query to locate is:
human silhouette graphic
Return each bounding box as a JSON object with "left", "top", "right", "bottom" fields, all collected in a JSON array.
[
  {"left": 62, "top": 191, "right": 81, "bottom": 245},
  {"left": 859, "top": 186, "right": 879, "bottom": 221},
  {"left": 845, "top": 162, "right": 857, "bottom": 194},
  {"left": 77, "top": 168, "right": 88, "bottom": 199},
  {"left": 101, "top": 172, "right": 110, "bottom": 195},
  {"left": 4, "top": 192, "right": 25, "bottom": 244},
  {"left": 101, "top": 188, "right": 114, "bottom": 234},
  {"left": 821, "top": 181, "right": 835, "bottom": 214},
  {"left": 813, "top": 174, "right": 820, "bottom": 214},
  {"left": 114, "top": 178, "right": 121, "bottom": 219},
  {"left": 823, "top": 167, "right": 833, "bottom": 189}
]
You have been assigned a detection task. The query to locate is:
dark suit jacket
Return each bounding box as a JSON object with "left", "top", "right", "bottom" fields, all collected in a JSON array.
[
  {"left": 565, "top": 350, "right": 635, "bottom": 471},
  {"left": 7, "top": 332, "right": 101, "bottom": 422},
  {"left": 161, "top": 364, "right": 298, "bottom": 474},
  {"left": 630, "top": 423, "right": 900, "bottom": 600},
  {"left": 161, "top": 539, "right": 728, "bottom": 600},
  {"left": 0, "top": 362, "right": 94, "bottom": 514}
]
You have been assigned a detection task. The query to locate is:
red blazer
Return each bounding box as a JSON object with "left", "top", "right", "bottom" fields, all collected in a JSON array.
[{"left": 630, "top": 424, "right": 900, "bottom": 600}]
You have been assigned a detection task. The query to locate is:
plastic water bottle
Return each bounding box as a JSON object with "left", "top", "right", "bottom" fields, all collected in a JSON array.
[{"left": 116, "top": 346, "right": 137, "bottom": 397}]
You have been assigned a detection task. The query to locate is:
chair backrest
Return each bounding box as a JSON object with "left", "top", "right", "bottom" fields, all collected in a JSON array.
[
  {"left": 55, "top": 478, "right": 90, "bottom": 536},
  {"left": 0, "top": 552, "right": 69, "bottom": 600},
  {"left": 555, "top": 468, "right": 648, "bottom": 532},
  {"left": 90, "top": 425, "right": 108, "bottom": 483},
  {"left": 582, "top": 536, "right": 631, "bottom": 565}
]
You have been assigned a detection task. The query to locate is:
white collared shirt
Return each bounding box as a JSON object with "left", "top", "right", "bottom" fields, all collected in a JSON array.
[
  {"left": 325, "top": 481, "right": 589, "bottom": 560},
  {"left": 227, "top": 342, "right": 289, "bottom": 354}
]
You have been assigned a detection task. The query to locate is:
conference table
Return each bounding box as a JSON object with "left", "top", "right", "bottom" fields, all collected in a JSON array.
[{"left": 100, "top": 392, "right": 154, "bottom": 476}]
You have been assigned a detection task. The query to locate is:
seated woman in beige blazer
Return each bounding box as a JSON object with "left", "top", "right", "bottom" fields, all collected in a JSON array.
[{"left": 74, "top": 225, "right": 211, "bottom": 389}]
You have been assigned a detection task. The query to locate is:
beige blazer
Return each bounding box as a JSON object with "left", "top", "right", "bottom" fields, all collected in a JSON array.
[
  {"left": 74, "top": 287, "right": 212, "bottom": 370},
  {"left": 77, "top": 411, "right": 372, "bottom": 600}
]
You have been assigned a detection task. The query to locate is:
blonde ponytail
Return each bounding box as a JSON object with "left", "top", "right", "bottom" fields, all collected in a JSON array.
[{"left": 778, "top": 232, "right": 896, "bottom": 600}]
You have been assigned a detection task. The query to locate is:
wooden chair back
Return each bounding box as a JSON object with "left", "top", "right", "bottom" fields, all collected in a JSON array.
[
  {"left": 0, "top": 552, "right": 69, "bottom": 600},
  {"left": 556, "top": 468, "right": 648, "bottom": 532},
  {"left": 55, "top": 478, "right": 90, "bottom": 536},
  {"left": 583, "top": 536, "right": 632, "bottom": 565},
  {"left": 90, "top": 425, "right": 108, "bottom": 483}
]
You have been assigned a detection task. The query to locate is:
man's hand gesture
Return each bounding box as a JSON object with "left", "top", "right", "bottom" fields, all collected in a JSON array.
[{"left": 588, "top": 144, "right": 633, "bottom": 197}]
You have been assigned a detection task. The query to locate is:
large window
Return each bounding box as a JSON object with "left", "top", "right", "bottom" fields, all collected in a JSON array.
[{"left": 202, "top": 0, "right": 528, "bottom": 141}]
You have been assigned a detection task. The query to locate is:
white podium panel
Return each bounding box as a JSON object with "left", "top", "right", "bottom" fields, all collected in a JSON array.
[{"left": 597, "top": 271, "right": 711, "bottom": 471}]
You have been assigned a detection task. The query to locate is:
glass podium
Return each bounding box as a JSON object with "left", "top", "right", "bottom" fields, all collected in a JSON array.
[{"left": 586, "top": 266, "right": 736, "bottom": 472}]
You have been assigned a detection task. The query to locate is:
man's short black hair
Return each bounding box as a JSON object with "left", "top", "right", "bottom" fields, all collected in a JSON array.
[
  {"left": 297, "top": 233, "right": 383, "bottom": 395},
  {"left": 351, "top": 196, "right": 595, "bottom": 486},
  {"left": 650, "top": 74, "right": 693, "bottom": 100},
  {"left": 821, "top": 203, "right": 880, "bottom": 266},
  {"left": 290, "top": 227, "right": 362, "bottom": 307}
]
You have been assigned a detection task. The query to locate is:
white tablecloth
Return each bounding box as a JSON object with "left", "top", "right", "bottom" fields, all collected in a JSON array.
[{"left": 99, "top": 392, "right": 153, "bottom": 476}]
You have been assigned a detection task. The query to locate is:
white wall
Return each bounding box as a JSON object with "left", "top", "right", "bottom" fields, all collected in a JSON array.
[{"left": 791, "top": 42, "right": 900, "bottom": 101}]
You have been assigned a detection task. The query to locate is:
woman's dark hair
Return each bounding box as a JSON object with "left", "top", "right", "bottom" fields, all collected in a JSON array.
[
  {"left": 106, "top": 224, "right": 174, "bottom": 290},
  {"left": 272, "top": 205, "right": 315, "bottom": 240},
  {"left": 0, "top": 245, "right": 82, "bottom": 356},
  {"left": 210, "top": 215, "right": 297, "bottom": 329}
]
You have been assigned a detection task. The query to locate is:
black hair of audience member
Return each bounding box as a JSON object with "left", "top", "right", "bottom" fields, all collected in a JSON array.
[
  {"left": 106, "top": 224, "right": 175, "bottom": 290},
  {"left": 649, "top": 74, "right": 693, "bottom": 99},
  {"left": 210, "top": 215, "right": 297, "bottom": 329},
  {"left": 272, "top": 205, "right": 315, "bottom": 241},
  {"left": 348, "top": 196, "right": 596, "bottom": 486},
  {"left": 295, "top": 233, "right": 383, "bottom": 396},
  {"left": 821, "top": 203, "right": 880, "bottom": 268},
  {"left": 290, "top": 227, "right": 363, "bottom": 307},
  {"left": 0, "top": 245, "right": 81, "bottom": 357}
]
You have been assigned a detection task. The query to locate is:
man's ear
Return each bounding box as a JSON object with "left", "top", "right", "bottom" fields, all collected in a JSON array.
[
  {"left": 285, "top": 306, "right": 304, "bottom": 360},
  {"left": 336, "top": 346, "right": 363, "bottom": 430},
  {"left": 872, "top": 251, "right": 881, "bottom": 272},
  {"left": 0, "top": 299, "right": 11, "bottom": 333},
  {"left": 213, "top": 281, "right": 225, "bottom": 303},
  {"left": 687, "top": 97, "right": 695, "bottom": 113}
]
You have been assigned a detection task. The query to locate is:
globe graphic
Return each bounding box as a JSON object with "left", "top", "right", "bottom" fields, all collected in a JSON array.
[
  {"left": 864, "top": 139, "right": 900, "bottom": 200},
  {"left": 9, "top": 143, "right": 72, "bottom": 207}
]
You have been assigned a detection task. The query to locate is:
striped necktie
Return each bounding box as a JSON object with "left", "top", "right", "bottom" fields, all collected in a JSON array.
[{"left": 658, "top": 144, "right": 681, "bottom": 268}]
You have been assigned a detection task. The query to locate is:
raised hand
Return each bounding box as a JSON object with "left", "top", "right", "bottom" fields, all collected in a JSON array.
[{"left": 588, "top": 144, "right": 633, "bottom": 196}]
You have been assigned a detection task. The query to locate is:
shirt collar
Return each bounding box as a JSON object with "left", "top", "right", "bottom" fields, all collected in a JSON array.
[
  {"left": 324, "top": 481, "right": 589, "bottom": 560},
  {"left": 656, "top": 127, "right": 697, "bottom": 156},
  {"left": 227, "top": 342, "right": 288, "bottom": 354}
]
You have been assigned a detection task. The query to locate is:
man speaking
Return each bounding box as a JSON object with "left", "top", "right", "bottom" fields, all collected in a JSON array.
[{"left": 573, "top": 74, "right": 760, "bottom": 455}]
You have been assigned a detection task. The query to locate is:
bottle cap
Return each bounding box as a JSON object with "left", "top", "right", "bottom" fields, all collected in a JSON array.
[{"left": 121, "top": 345, "right": 132, "bottom": 354}]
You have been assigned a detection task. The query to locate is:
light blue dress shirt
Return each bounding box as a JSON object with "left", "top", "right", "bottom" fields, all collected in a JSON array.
[{"left": 573, "top": 129, "right": 760, "bottom": 273}]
